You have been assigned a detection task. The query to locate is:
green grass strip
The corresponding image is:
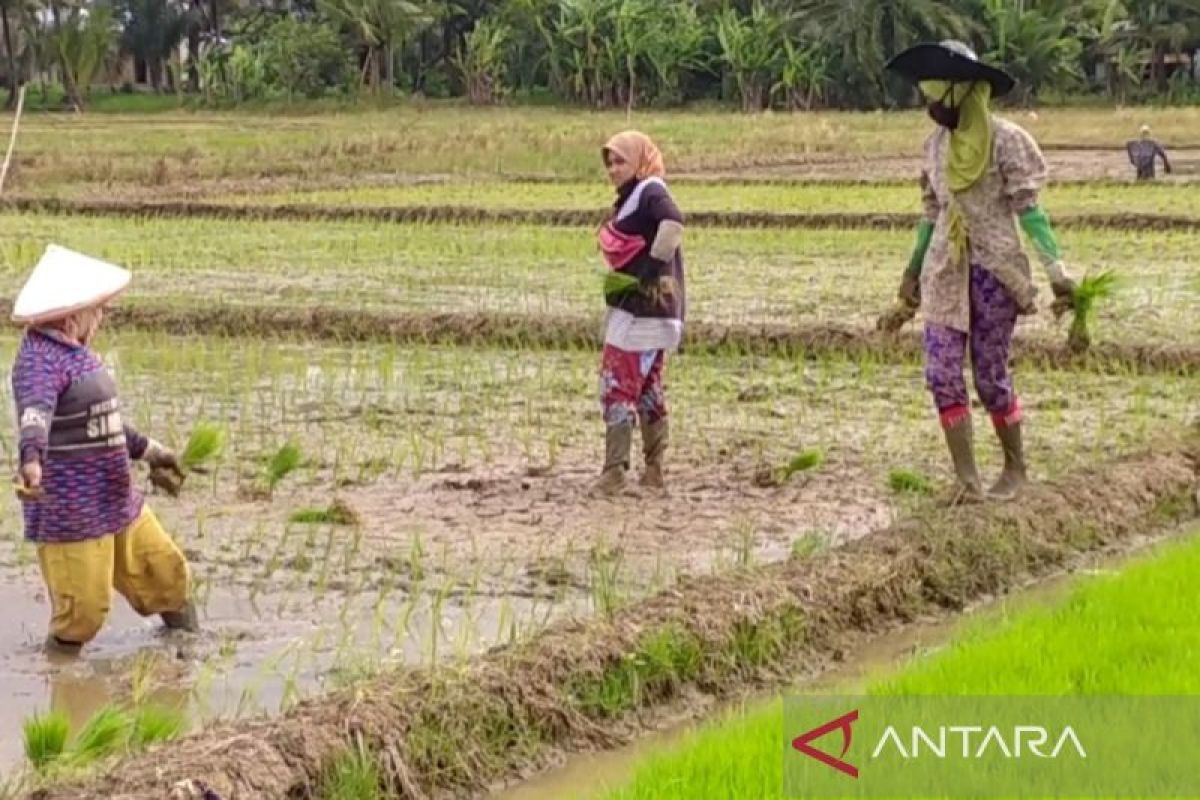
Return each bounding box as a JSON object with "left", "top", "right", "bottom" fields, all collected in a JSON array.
[{"left": 602, "top": 531, "right": 1200, "bottom": 800}]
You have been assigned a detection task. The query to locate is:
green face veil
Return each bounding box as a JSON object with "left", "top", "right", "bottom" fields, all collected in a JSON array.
[{"left": 920, "top": 79, "right": 993, "bottom": 193}]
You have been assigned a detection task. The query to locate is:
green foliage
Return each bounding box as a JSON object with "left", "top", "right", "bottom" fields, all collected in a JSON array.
[
  {"left": 266, "top": 441, "right": 303, "bottom": 492},
  {"left": 260, "top": 18, "right": 353, "bottom": 100},
  {"left": 51, "top": 1, "right": 117, "bottom": 110},
  {"left": 984, "top": 0, "right": 1083, "bottom": 104},
  {"left": 889, "top": 467, "right": 934, "bottom": 495},
  {"left": 70, "top": 705, "right": 131, "bottom": 764},
  {"left": 319, "top": 742, "right": 382, "bottom": 800},
  {"left": 779, "top": 449, "right": 823, "bottom": 481},
  {"left": 22, "top": 711, "right": 70, "bottom": 772},
  {"left": 716, "top": 1, "right": 787, "bottom": 112},
  {"left": 19, "top": 0, "right": 1200, "bottom": 110},
  {"left": 128, "top": 703, "right": 187, "bottom": 748},
  {"left": 571, "top": 625, "right": 705, "bottom": 718},
  {"left": 1069, "top": 269, "right": 1119, "bottom": 353},
  {"left": 118, "top": 0, "right": 187, "bottom": 90},
  {"left": 181, "top": 422, "right": 225, "bottom": 472},
  {"left": 453, "top": 16, "right": 511, "bottom": 104}
]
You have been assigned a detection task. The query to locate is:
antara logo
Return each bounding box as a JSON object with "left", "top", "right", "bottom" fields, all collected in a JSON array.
[{"left": 793, "top": 710, "right": 1087, "bottom": 778}]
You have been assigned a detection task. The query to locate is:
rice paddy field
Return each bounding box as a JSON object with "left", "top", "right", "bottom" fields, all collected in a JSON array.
[{"left": 1, "top": 104, "right": 1198, "bottom": 800}]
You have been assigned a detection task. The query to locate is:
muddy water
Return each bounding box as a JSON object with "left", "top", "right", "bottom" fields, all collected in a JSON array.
[
  {"left": 492, "top": 547, "right": 1156, "bottom": 800},
  {"left": 0, "top": 568, "right": 587, "bottom": 773}
]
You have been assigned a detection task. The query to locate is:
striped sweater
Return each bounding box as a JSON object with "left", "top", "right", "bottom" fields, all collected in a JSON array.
[{"left": 11, "top": 329, "right": 146, "bottom": 543}]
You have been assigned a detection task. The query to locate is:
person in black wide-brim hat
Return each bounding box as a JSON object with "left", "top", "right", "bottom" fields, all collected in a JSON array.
[{"left": 876, "top": 40, "right": 1079, "bottom": 505}]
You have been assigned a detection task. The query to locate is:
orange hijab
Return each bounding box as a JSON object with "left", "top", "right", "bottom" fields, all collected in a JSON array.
[{"left": 602, "top": 131, "right": 666, "bottom": 179}]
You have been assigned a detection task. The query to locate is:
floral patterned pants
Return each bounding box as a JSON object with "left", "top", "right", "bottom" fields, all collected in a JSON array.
[
  {"left": 599, "top": 345, "right": 667, "bottom": 427},
  {"left": 924, "top": 265, "right": 1023, "bottom": 429}
]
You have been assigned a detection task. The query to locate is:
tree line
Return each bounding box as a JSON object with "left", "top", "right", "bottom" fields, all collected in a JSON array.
[{"left": 2, "top": 0, "right": 1200, "bottom": 111}]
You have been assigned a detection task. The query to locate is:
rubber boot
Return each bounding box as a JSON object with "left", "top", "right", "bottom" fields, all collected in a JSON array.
[
  {"left": 988, "top": 422, "right": 1028, "bottom": 501},
  {"left": 161, "top": 600, "right": 200, "bottom": 633},
  {"left": 640, "top": 418, "right": 668, "bottom": 489},
  {"left": 943, "top": 417, "right": 984, "bottom": 505},
  {"left": 592, "top": 422, "right": 633, "bottom": 497}
]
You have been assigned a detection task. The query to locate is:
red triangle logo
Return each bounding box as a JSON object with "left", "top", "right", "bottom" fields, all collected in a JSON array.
[{"left": 791, "top": 709, "right": 860, "bottom": 779}]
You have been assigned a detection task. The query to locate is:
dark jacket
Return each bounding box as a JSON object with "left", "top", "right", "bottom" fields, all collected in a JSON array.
[{"left": 606, "top": 178, "right": 686, "bottom": 321}]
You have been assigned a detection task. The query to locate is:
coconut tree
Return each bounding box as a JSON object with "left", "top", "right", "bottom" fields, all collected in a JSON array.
[
  {"left": 794, "top": 0, "right": 976, "bottom": 107},
  {"left": 321, "top": 0, "right": 434, "bottom": 92},
  {"left": 49, "top": 0, "right": 117, "bottom": 111}
]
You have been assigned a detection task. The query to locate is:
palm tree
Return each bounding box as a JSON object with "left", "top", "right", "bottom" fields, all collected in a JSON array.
[
  {"left": 795, "top": 0, "right": 977, "bottom": 107},
  {"left": 321, "top": 0, "right": 434, "bottom": 92},
  {"left": 1123, "top": 0, "right": 1200, "bottom": 90},
  {"left": 49, "top": 0, "right": 116, "bottom": 111}
]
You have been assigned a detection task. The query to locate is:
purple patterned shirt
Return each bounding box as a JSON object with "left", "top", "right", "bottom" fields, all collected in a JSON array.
[{"left": 11, "top": 329, "right": 146, "bottom": 543}]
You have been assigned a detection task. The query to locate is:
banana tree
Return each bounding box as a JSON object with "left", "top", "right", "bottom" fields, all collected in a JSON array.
[
  {"left": 984, "top": 0, "right": 1082, "bottom": 104},
  {"left": 716, "top": 1, "right": 786, "bottom": 112},
  {"left": 642, "top": 0, "right": 708, "bottom": 105},
  {"left": 452, "top": 14, "right": 509, "bottom": 103},
  {"left": 772, "top": 38, "right": 830, "bottom": 110}
]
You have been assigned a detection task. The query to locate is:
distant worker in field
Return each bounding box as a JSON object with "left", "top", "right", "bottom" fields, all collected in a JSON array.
[
  {"left": 1126, "top": 125, "right": 1171, "bottom": 181},
  {"left": 593, "top": 131, "right": 686, "bottom": 496},
  {"left": 11, "top": 245, "right": 198, "bottom": 655},
  {"left": 877, "top": 41, "right": 1078, "bottom": 504}
]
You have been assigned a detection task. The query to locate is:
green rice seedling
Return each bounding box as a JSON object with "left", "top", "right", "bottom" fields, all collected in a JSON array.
[
  {"left": 754, "top": 448, "right": 824, "bottom": 487},
  {"left": 1067, "top": 269, "right": 1118, "bottom": 353},
  {"left": 888, "top": 467, "right": 934, "bottom": 495},
  {"left": 790, "top": 532, "right": 824, "bottom": 559},
  {"left": 129, "top": 651, "right": 162, "bottom": 706},
  {"left": 288, "top": 498, "right": 363, "bottom": 526},
  {"left": 779, "top": 448, "right": 823, "bottom": 481},
  {"left": 600, "top": 268, "right": 640, "bottom": 299},
  {"left": 181, "top": 422, "right": 225, "bottom": 472},
  {"left": 129, "top": 704, "right": 186, "bottom": 748},
  {"left": 69, "top": 705, "right": 131, "bottom": 765},
  {"left": 22, "top": 711, "right": 70, "bottom": 771},
  {"left": 265, "top": 441, "right": 302, "bottom": 496},
  {"left": 588, "top": 544, "right": 625, "bottom": 619}
]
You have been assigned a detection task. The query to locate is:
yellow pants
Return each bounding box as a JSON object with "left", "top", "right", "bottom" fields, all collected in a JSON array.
[{"left": 36, "top": 506, "right": 191, "bottom": 645}]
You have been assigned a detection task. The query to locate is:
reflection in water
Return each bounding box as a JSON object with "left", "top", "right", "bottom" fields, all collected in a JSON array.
[{"left": 0, "top": 568, "right": 588, "bottom": 777}]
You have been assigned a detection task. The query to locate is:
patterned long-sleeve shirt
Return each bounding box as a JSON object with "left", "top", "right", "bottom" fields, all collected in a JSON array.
[
  {"left": 12, "top": 329, "right": 146, "bottom": 543},
  {"left": 918, "top": 117, "right": 1046, "bottom": 333}
]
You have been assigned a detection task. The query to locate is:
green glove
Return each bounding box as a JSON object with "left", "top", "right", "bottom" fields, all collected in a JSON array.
[
  {"left": 906, "top": 220, "right": 934, "bottom": 278},
  {"left": 1018, "top": 206, "right": 1061, "bottom": 268}
]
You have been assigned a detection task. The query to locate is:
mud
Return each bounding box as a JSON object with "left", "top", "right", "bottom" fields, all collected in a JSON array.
[
  {"left": 7, "top": 196, "right": 1200, "bottom": 232},
  {"left": 29, "top": 438, "right": 1200, "bottom": 800},
  {"left": 0, "top": 430, "right": 894, "bottom": 780},
  {"left": 81, "top": 307, "right": 1200, "bottom": 376}
]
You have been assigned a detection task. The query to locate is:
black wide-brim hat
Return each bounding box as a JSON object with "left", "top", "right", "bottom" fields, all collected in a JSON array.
[{"left": 886, "top": 40, "right": 1015, "bottom": 98}]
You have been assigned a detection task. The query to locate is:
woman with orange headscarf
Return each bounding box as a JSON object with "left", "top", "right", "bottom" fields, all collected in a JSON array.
[{"left": 593, "top": 131, "right": 686, "bottom": 496}]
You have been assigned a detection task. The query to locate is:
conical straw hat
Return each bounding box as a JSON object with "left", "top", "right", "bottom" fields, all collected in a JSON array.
[{"left": 11, "top": 245, "right": 131, "bottom": 325}]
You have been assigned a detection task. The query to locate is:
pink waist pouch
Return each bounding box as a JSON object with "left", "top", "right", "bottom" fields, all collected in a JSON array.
[{"left": 598, "top": 222, "right": 646, "bottom": 270}]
